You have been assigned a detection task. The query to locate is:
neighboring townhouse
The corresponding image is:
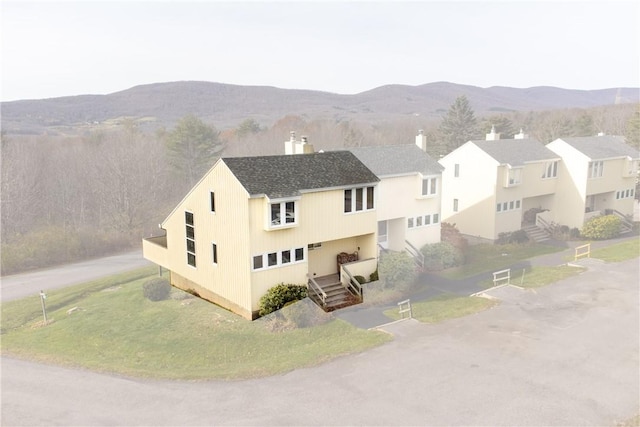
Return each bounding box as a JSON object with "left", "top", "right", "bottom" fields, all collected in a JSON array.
[
  {"left": 546, "top": 135, "right": 639, "bottom": 229},
  {"left": 143, "top": 151, "right": 380, "bottom": 319},
  {"left": 439, "top": 129, "right": 561, "bottom": 242},
  {"left": 349, "top": 131, "right": 444, "bottom": 258}
]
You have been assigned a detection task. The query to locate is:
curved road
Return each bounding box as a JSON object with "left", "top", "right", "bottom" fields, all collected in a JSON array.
[
  {"left": 0, "top": 251, "right": 151, "bottom": 302},
  {"left": 1, "top": 256, "right": 639, "bottom": 426}
]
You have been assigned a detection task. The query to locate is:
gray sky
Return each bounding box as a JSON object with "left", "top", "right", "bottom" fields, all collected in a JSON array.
[{"left": 1, "top": 0, "right": 639, "bottom": 101}]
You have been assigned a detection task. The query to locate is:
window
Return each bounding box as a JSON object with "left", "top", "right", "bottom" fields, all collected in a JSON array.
[
  {"left": 267, "top": 252, "right": 278, "bottom": 267},
  {"left": 433, "top": 213, "right": 439, "bottom": 223},
  {"left": 424, "top": 214, "right": 431, "bottom": 225},
  {"left": 270, "top": 200, "right": 297, "bottom": 227},
  {"left": 252, "top": 247, "right": 305, "bottom": 271},
  {"left": 344, "top": 190, "right": 352, "bottom": 213},
  {"left": 367, "top": 186, "right": 375, "bottom": 209},
  {"left": 507, "top": 168, "right": 522, "bottom": 186},
  {"left": 416, "top": 216, "right": 423, "bottom": 227},
  {"left": 454, "top": 164, "right": 460, "bottom": 178},
  {"left": 542, "top": 161, "right": 558, "bottom": 179},
  {"left": 253, "top": 255, "right": 263, "bottom": 270},
  {"left": 422, "top": 177, "right": 437, "bottom": 196},
  {"left": 212, "top": 243, "right": 218, "bottom": 264},
  {"left": 408, "top": 218, "right": 414, "bottom": 228},
  {"left": 588, "top": 160, "right": 604, "bottom": 178},
  {"left": 344, "top": 186, "right": 375, "bottom": 213},
  {"left": 210, "top": 191, "right": 216, "bottom": 213},
  {"left": 497, "top": 199, "right": 522, "bottom": 213},
  {"left": 308, "top": 242, "right": 322, "bottom": 250},
  {"left": 617, "top": 188, "right": 635, "bottom": 199},
  {"left": 185, "top": 211, "right": 196, "bottom": 267},
  {"left": 453, "top": 199, "right": 459, "bottom": 212}
]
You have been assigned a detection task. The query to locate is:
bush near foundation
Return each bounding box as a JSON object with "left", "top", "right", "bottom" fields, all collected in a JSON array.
[
  {"left": 142, "top": 278, "right": 171, "bottom": 301},
  {"left": 378, "top": 251, "right": 417, "bottom": 291},
  {"left": 420, "top": 241, "right": 465, "bottom": 271},
  {"left": 580, "top": 215, "right": 622, "bottom": 240},
  {"left": 259, "top": 283, "right": 308, "bottom": 316}
]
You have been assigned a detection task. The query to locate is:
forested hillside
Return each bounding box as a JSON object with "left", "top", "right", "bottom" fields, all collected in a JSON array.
[{"left": 1, "top": 82, "right": 639, "bottom": 274}]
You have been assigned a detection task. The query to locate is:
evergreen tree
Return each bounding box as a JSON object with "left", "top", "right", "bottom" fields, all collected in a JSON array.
[
  {"left": 439, "top": 95, "right": 479, "bottom": 152},
  {"left": 480, "top": 115, "right": 516, "bottom": 139},
  {"left": 165, "top": 115, "right": 224, "bottom": 187},
  {"left": 625, "top": 108, "right": 640, "bottom": 149}
]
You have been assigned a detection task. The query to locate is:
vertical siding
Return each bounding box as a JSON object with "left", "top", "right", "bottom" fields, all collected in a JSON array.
[
  {"left": 439, "top": 143, "right": 499, "bottom": 240},
  {"left": 547, "top": 140, "right": 590, "bottom": 228},
  {"left": 161, "top": 161, "right": 253, "bottom": 314}
]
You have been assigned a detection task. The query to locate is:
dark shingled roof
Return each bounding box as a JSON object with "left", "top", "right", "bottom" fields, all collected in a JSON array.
[
  {"left": 349, "top": 144, "right": 444, "bottom": 176},
  {"left": 222, "top": 151, "right": 379, "bottom": 199},
  {"left": 472, "top": 138, "right": 559, "bottom": 166},
  {"left": 556, "top": 136, "right": 640, "bottom": 160}
]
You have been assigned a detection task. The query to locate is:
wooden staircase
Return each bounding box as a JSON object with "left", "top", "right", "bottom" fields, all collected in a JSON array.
[
  {"left": 523, "top": 224, "right": 551, "bottom": 243},
  {"left": 307, "top": 274, "right": 361, "bottom": 312}
]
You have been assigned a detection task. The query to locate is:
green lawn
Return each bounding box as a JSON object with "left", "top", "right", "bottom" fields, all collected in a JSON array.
[
  {"left": 477, "top": 265, "right": 585, "bottom": 290},
  {"left": 383, "top": 294, "right": 497, "bottom": 323},
  {"left": 1, "top": 269, "right": 390, "bottom": 380},
  {"left": 591, "top": 238, "right": 640, "bottom": 262},
  {"left": 437, "top": 243, "right": 562, "bottom": 280}
]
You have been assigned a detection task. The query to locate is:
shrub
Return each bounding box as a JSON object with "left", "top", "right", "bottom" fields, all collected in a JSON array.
[
  {"left": 354, "top": 275, "right": 366, "bottom": 284},
  {"left": 421, "top": 241, "right": 465, "bottom": 271},
  {"left": 142, "top": 277, "right": 171, "bottom": 301},
  {"left": 378, "top": 251, "right": 417, "bottom": 291},
  {"left": 441, "top": 222, "right": 468, "bottom": 252},
  {"left": 369, "top": 269, "right": 379, "bottom": 282},
  {"left": 496, "top": 230, "right": 529, "bottom": 245},
  {"left": 258, "top": 283, "right": 308, "bottom": 317},
  {"left": 580, "top": 215, "right": 622, "bottom": 239}
]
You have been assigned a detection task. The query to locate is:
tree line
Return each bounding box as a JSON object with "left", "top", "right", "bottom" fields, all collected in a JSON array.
[{"left": 1, "top": 102, "right": 638, "bottom": 274}]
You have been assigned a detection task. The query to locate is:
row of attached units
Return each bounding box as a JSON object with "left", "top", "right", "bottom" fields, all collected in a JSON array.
[
  {"left": 439, "top": 132, "right": 639, "bottom": 242},
  {"left": 143, "top": 134, "right": 444, "bottom": 319},
  {"left": 143, "top": 130, "right": 638, "bottom": 319}
]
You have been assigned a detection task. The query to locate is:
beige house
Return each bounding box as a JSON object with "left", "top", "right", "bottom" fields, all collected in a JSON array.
[
  {"left": 439, "top": 129, "right": 561, "bottom": 241},
  {"left": 143, "top": 151, "right": 379, "bottom": 319},
  {"left": 546, "top": 135, "right": 639, "bottom": 229},
  {"left": 349, "top": 131, "right": 444, "bottom": 260}
]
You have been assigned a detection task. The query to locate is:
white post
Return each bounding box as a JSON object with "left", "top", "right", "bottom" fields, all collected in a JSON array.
[{"left": 39, "top": 290, "right": 48, "bottom": 324}]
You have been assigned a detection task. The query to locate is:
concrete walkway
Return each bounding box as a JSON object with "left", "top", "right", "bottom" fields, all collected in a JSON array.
[{"left": 336, "top": 234, "right": 639, "bottom": 329}]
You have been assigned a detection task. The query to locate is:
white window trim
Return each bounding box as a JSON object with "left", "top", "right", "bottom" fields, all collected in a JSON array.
[
  {"left": 407, "top": 213, "right": 440, "bottom": 229},
  {"left": 496, "top": 199, "right": 522, "bottom": 213},
  {"left": 505, "top": 167, "right": 523, "bottom": 187},
  {"left": 344, "top": 186, "right": 376, "bottom": 214},
  {"left": 420, "top": 175, "right": 438, "bottom": 198},
  {"left": 267, "top": 199, "right": 299, "bottom": 230},
  {"left": 542, "top": 161, "right": 558, "bottom": 179},
  {"left": 588, "top": 160, "right": 604, "bottom": 179},
  {"left": 252, "top": 247, "right": 306, "bottom": 271}
]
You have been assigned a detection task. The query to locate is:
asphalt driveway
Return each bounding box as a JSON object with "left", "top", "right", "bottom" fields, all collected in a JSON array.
[{"left": 2, "top": 257, "right": 638, "bottom": 426}]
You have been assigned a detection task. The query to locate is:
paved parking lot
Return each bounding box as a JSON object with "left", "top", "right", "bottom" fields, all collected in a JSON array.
[{"left": 2, "top": 257, "right": 638, "bottom": 426}]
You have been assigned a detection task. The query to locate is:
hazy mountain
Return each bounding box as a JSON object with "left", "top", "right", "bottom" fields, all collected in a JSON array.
[{"left": 2, "top": 81, "right": 637, "bottom": 135}]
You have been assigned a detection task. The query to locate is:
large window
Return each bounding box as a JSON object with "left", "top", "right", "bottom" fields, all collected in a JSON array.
[
  {"left": 421, "top": 176, "right": 438, "bottom": 196},
  {"left": 588, "top": 160, "right": 604, "bottom": 178},
  {"left": 344, "top": 186, "right": 375, "bottom": 213},
  {"left": 252, "top": 247, "right": 305, "bottom": 270},
  {"left": 270, "top": 200, "right": 297, "bottom": 227},
  {"left": 542, "top": 161, "right": 558, "bottom": 179},
  {"left": 185, "top": 211, "right": 196, "bottom": 267}
]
